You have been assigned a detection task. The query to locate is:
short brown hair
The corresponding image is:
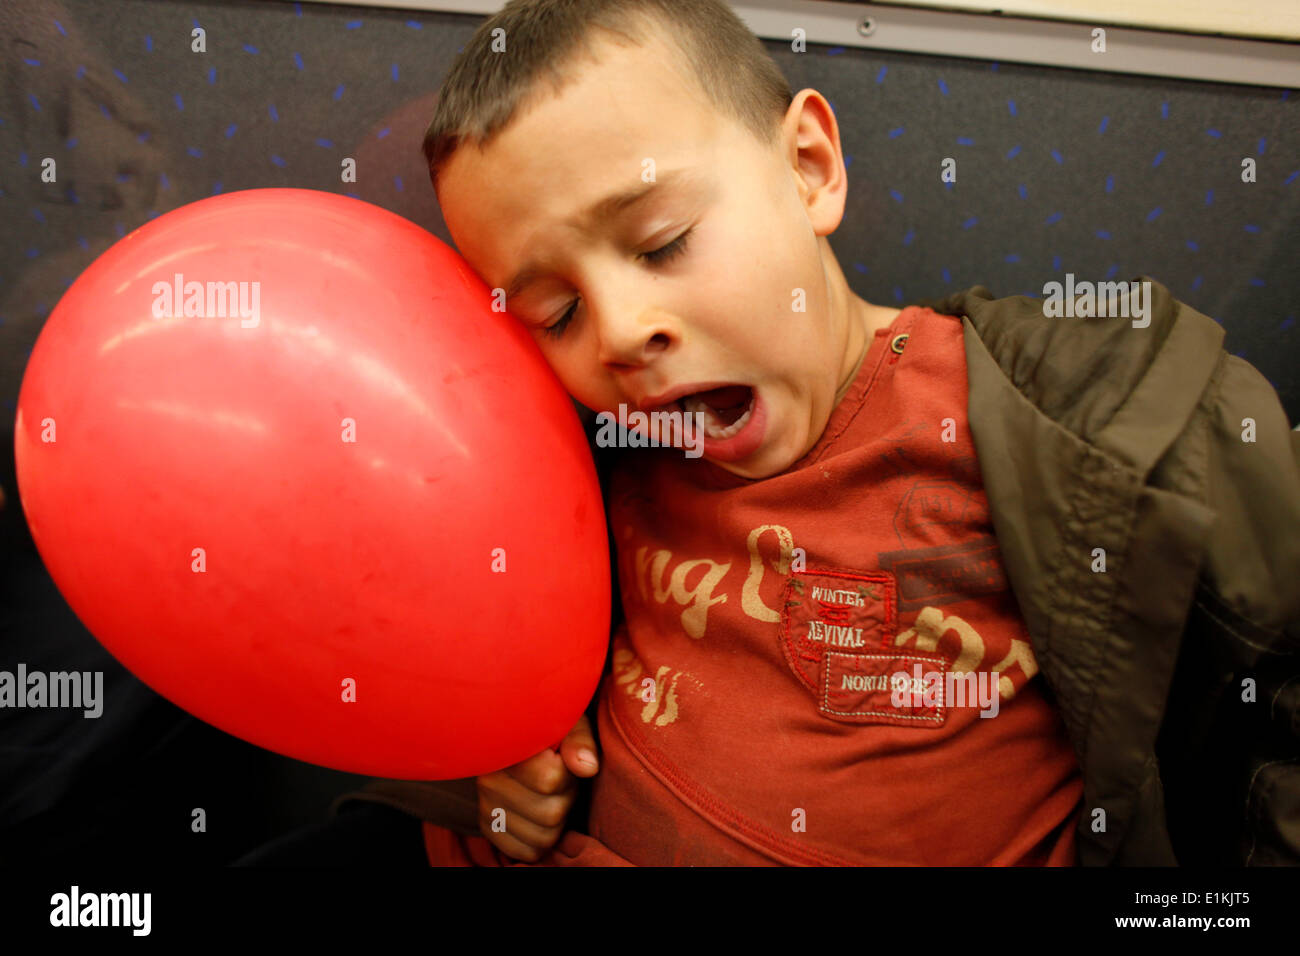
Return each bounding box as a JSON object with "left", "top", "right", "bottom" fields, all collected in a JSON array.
[{"left": 421, "top": 0, "right": 793, "bottom": 197}]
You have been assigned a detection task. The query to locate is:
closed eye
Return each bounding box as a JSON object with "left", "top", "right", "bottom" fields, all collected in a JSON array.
[
  {"left": 639, "top": 225, "right": 694, "bottom": 266},
  {"left": 543, "top": 226, "right": 696, "bottom": 339}
]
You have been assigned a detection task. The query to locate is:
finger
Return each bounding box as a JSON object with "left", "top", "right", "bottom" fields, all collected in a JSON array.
[
  {"left": 484, "top": 826, "right": 552, "bottom": 864},
  {"left": 505, "top": 747, "right": 574, "bottom": 795},
  {"left": 479, "top": 772, "right": 575, "bottom": 830},
  {"left": 559, "top": 713, "right": 599, "bottom": 778},
  {"left": 478, "top": 793, "right": 566, "bottom": 852}
]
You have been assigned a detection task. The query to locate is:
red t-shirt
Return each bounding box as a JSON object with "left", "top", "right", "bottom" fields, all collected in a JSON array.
[{"left": 422, "top": 304, "right": 1083, "bottom": 866}]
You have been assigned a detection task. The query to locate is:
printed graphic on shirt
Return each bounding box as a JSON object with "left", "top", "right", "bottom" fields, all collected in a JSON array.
[
  {"left": 893, "top": 479, "right": 983, "bottom": 546},
  {"left": 610, "top": 644, "right": 705, "bottom": 728},
  {"left": 617, "top": 522, "right": 798, "bottom": 642},
  {"left": 893, "top": 606, "right": 1040, "bottom": 702},
  {"left": 777, "top": 568, "right": 1041, "bottom": 726},
  {"left": 878, "top": 536, "right": 1009, "bottom": 611},
  {"left": 611, "top": 518, "right": 1040, "bottom": 730}
]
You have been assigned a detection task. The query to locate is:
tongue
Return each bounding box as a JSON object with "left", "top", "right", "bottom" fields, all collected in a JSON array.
[
  {"left": 691, "top": 385, "right": 751, "bottom": 426},
  {"left": 694, "top": 385, "right": 750, "bottom": 412}
]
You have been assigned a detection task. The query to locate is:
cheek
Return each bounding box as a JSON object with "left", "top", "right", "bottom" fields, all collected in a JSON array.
[
  {"left": 552, "top": 354, "right": 613, "bottom": 410},
  {"left": 750, "top": 263, "right": 823, "bottom": 339}
]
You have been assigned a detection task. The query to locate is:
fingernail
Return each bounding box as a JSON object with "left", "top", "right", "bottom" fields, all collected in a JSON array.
[{"left": 577, "top": 749, "right": 597, "bottom": 770}]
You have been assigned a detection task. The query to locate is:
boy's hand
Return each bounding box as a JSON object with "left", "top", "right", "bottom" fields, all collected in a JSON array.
[{"left": 475, "top": 714, "right": 599, "bottom": 862}]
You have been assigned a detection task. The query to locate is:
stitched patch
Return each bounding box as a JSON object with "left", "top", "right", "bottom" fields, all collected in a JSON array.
[
  {"left": 820, "top": 651, "right": 948, "bottom": 726},
  {"left": 780, "top": 569, "right": 897, "bottom": 695}
]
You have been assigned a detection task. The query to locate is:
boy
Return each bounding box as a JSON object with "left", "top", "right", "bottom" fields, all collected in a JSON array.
[{"left": 345, "top": 0, "right": 1299, "bottom": 865}]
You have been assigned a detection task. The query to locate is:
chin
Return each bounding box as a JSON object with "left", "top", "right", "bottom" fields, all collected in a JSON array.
[{"left": 709, "top": 441, "right": 798, "bottom": 480}]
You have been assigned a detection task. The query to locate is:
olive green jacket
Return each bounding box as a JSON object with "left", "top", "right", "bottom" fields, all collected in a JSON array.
[
  {"left": 917, "top": 276, "right": 1300, "bottom": 865},
  {"left": 338, "top": 276, "right": 1300, "bottom": 866}
]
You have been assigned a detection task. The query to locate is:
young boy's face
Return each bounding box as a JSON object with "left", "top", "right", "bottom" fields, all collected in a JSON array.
[{"left": 437, "top": 26, "right": 892, "bottom": 479}]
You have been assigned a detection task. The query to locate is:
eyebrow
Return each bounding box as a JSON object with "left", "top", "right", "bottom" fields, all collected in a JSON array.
[{"left": 504, "top": 168, "right": 693, "bottom": 299}]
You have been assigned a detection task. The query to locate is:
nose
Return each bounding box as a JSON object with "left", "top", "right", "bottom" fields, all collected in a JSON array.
[{"left": 596, "top": 306, "right": 676, "bottom": 369}]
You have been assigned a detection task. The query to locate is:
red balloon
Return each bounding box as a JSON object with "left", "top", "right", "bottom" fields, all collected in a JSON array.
[{"left": 14, "top": 188, "right": 610, "bottom": 779}]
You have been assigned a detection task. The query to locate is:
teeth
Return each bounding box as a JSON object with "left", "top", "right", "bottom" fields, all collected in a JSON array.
[{"left": 683, "top": 392, "right": 754, "bottom": 440}]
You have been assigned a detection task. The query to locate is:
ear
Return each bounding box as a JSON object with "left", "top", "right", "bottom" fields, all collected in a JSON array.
[{"left": 783, "top": 88, "right": 849, "bottom": 238}]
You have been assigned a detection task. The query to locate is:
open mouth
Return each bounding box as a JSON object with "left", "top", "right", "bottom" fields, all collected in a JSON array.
[{"left": 676, "top": 384, "right": 755, "bottom": 440}]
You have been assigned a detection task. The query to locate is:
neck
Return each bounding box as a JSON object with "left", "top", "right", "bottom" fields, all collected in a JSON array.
[{"left": 834, "top": 315, "right": 871, "bottom": 406}]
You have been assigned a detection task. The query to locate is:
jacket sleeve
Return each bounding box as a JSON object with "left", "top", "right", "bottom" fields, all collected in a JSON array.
[{"left": 1154, "top": 352, "right": 1300, "bottom": 865}]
